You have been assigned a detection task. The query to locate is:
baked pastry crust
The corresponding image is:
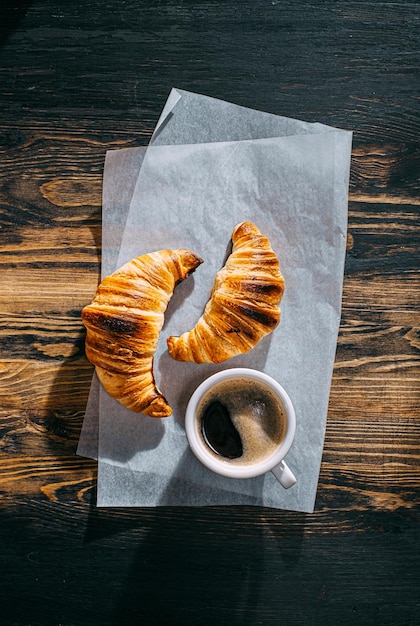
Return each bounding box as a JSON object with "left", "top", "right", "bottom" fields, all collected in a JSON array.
[
  {"left": 167, "top": 222, "right": 284, "bottom": 363},
  {"left": 82, "top": 249, "right": 203, "bottom": 417}
]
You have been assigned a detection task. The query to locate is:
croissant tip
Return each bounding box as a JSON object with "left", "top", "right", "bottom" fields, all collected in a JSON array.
[
  {"left": 232, "top": 221, "right": 260, "bottom": 240},
  {"left": 142, "top": 398, "right": 173, "bottom": 418},
  {"left": 178, "top": 249, "right": 204, "bottom": 271},
  {"left": 166, "top": 335, "right": 181, "bottom": 360}
]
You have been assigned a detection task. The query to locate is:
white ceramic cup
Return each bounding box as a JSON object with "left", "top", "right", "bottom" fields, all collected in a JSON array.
[{"left": 185, "top": 368, "right": 297, "bottom": 489}]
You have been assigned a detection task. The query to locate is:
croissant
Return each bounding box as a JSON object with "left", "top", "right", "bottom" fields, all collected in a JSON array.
[
  {"left": 167, "top": 222, "right": 284, "bottom": 364},
  {"left": 82, "top": 249, "right": 203, "bottom": 417}
]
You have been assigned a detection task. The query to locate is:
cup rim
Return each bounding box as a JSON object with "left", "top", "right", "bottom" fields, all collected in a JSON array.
[{"left": 185, "top": 367, "right": 296, "bottom": 479}]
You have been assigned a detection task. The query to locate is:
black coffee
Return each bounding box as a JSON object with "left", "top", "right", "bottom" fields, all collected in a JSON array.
[
  {"left": 197, "top": 377, "right": 286, "bottom": 466},
  {"left": 201, "top": 400, "right": 243, "bottom": 459}
]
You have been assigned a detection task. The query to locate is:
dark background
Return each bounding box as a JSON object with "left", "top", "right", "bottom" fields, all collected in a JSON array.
[{"left": 0, "top": 1, "right": 419, "bottom": 625}]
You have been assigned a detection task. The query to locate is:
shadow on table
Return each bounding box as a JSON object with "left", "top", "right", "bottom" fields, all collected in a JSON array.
[
  {"left": 0, "top": 0, "right": 34, "bottom": 48},
  {"left": 84, "top": 503, "right": 306, "bottom": 626}
]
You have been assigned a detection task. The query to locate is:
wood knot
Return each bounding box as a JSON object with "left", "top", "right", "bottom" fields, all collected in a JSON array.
[{"left": 28, "top": 409, "right": 69, "bottom": 439}]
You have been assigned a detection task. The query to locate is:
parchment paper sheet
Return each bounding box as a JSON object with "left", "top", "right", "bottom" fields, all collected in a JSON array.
[{"left": 77, "top": 89, "right": 352, "bottom": 512}]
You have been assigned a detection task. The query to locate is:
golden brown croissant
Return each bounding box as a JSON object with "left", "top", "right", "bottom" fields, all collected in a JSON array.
[
  {"left": 167, "top": 222, "right": 284, "bottom": 364},
  {"left": 82, "top": 249, "right": 203, "bottom": 417}
]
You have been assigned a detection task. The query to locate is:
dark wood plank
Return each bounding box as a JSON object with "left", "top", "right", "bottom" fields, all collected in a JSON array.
[{"left": 1, "top": 496, "right": 419, "bottom": 626}]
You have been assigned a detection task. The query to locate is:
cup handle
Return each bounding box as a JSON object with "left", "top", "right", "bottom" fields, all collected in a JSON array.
[{"left": 271, "top": 461, "right": 296, "bottom": 489}]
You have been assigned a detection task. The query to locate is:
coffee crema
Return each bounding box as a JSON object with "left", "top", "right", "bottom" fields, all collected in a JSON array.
[{"left": 197, "top": 377, "right": 286, "bottom": 466}]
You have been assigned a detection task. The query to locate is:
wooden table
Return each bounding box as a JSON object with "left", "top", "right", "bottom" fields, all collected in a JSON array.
[{"left": 1, "top": 2, "right": 419, "bottom": 624}]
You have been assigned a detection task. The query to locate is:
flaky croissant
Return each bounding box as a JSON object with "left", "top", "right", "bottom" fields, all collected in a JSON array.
[
  {"left": 167, "top": 222, "right": 284, "bottom": 363},
  {"left": 82, "top": 249, "right": 203, "bottom": 417}
]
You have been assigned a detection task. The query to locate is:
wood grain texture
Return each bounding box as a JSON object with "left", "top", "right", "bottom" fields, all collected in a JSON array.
[{"left": 0, "top": 1, "right": 419, "bottom": 624}]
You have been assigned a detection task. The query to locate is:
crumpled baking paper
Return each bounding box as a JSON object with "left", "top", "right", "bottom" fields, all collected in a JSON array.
[{"left": 77, "top": 88, "right": 352, "bottom": 512}]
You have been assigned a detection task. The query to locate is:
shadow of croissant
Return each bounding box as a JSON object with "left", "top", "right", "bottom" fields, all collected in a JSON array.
[
  {"left": 93, "top": 386, "right": 166, "bottom": 464},
  {"left": 36, "top": 327, "right": 95, "bottom": 456}
]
